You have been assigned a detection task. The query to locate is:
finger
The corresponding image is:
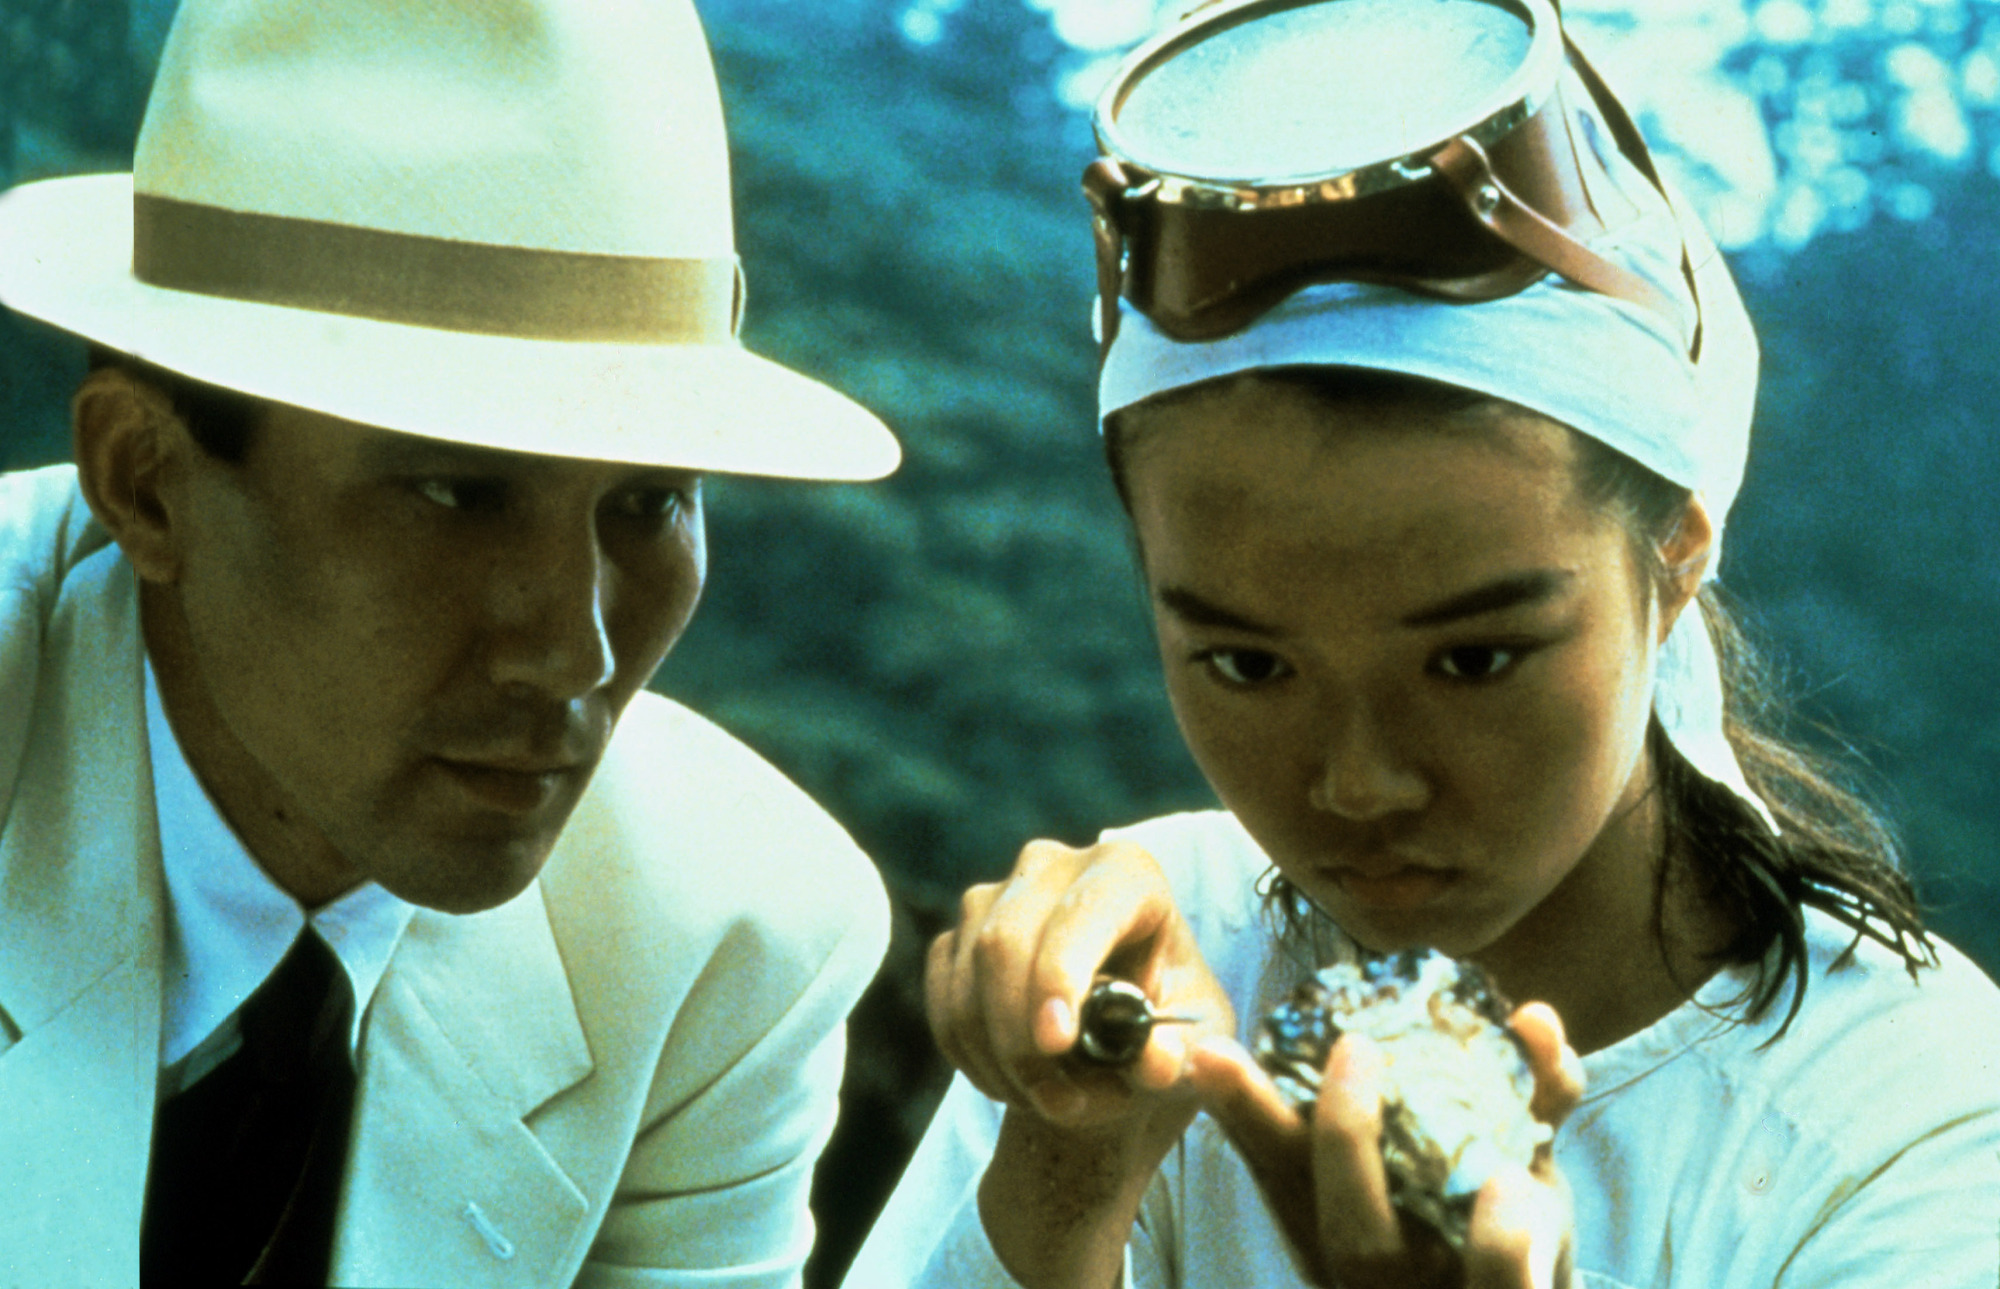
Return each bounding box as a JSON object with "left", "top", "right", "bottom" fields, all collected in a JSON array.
[
  {"left": 1053, "top": 842, "right": 1240, "bottom": 1099},
  {"left": 980, "top": 840, "right": 1189, "bottom": 1113},
  {"left": 928, "top": 924, "right": 1024, "bottom": 1104},
  {"left": 922, "top": 928, "right": 960, "bottom": 1063},
  {"left": 1030, "top": 841, "right": 1181, "bottom": 1056},
  {"left": 1509, "top": 1003, "right": 1585, "bottom": 1129},
  {"left": 1463, "top": 1171, "right": 1535, "bottom": 1289},
  {"left": 1189, "top": 1037, "right": 1332, "bottom": 1282},
  {"left": 1465, "top": 1167, "right": 1572, "bottom": 1289},
  {"left": 1124, "top": 990, "right": 1209, "bottom": 1094},
  {"left": 1189, "top": 1035, "right": 1309, "bottom": 1168},
  {"left": 1309, "top": 1036, "right": 1403, "bottom": 1261},
  {"left": 944, "top": 882, "right": 1035, "bottom": 1106},
  {"left": 926, "top": 920, "right": 1015, "bottom": 1106},
  {"left": 968, "top": 844, "right": 1099, "bottom": 1107}
]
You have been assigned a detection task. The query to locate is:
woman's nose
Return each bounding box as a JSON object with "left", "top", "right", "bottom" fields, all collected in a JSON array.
[{"left": 1307, "top": 704, "right": 1431, "bottom": 821}]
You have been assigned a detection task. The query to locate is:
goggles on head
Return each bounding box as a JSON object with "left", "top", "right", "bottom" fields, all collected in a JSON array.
[{"left": 1085, "top": 0, "right": 1701, "bottom": 355}]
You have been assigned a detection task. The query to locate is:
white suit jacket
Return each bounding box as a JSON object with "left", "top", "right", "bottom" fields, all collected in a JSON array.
[{"left": 0, "top": 466, "right": 890, "bottom": 1288}]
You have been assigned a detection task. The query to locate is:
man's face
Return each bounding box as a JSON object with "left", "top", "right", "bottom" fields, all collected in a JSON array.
[{"left": 150, "top": 402, "right": 706, "bottom": 913}]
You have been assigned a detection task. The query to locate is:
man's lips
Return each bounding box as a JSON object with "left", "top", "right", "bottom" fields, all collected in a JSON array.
[
  {"left": 442, "top": 754, "right": 585, "bottom": 774},
  {"left": 432, "top": 756, "right": 583, "bottom": 814}
]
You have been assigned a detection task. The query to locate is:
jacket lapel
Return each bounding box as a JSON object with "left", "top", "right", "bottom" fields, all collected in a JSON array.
[
  {"left": 331, "top": 879, "right": 596, "bottom": 1288},
  {"left": 0, "top": 546, "right": 166, "bottom": 1289}
]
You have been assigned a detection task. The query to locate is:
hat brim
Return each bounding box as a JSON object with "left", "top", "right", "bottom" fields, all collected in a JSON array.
[{"left": 0, "top": 175, "right": 900, "bottom": 481}]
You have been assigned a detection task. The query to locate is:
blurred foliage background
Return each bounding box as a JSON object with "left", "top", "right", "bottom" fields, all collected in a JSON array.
[{"left": 3, "top": 0, "right": 1996, "bottom": 1282}]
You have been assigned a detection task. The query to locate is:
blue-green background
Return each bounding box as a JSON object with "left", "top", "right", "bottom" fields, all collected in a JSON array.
[{"left": 4, "top": 1, "right": 1995, "bottom": 1281}]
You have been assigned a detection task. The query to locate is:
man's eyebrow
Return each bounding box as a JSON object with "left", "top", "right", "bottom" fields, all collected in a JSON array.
[
  {"left": 357, "top": 434, "right": 527, "bottom": 473},
  {"left": 1156, "top": 586, "right": 1279, "bottom": 636},
  {"left": 1401, "top": 569, "right": 1577, "bottom": 628}
]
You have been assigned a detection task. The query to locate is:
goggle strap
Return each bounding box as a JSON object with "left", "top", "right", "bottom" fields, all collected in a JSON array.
[
  {"left": 1560, "top": 27, "right": 1706, "bottom": 358},
  {"left": 1430, "top": 135, "right": 1689, "bottom": 343},
  {"left": 1085, "top": 157, "right": 1133, "bottom": 356},
  {"left": 1556, "top": 81, "right": 1617, "bottom": 230}
]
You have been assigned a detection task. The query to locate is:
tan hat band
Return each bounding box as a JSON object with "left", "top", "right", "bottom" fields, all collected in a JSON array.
[{"left": 132, "top": 194, "right": 741, "bottom": 343}]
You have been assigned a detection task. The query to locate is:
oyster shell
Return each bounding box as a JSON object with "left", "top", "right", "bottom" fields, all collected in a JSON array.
[{"left": 1253, "top": 950, "right": 1551, "bottom": 1250}]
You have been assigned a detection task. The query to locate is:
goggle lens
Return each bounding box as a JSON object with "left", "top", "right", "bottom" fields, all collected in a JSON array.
[{"left": 1087, "top": 0, "right": 1697, "bottom": 352}]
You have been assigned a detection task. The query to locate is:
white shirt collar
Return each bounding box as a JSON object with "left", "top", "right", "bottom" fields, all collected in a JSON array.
[{"left": 146, "top": 658, "right": 415, "bottom": 1085}]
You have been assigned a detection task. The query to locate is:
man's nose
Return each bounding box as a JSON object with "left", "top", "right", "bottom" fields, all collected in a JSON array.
[
  {"left": 485, "top": 518, "right": 616, "bottom": 701},
  {"left": 1307, "top": 701, "right": 1431, "bottom": 821}
]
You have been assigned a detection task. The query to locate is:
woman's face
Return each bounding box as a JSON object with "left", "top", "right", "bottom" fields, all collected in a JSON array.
[{"left": 1122, "top": 375, "right": 1697, "bottom": 962}]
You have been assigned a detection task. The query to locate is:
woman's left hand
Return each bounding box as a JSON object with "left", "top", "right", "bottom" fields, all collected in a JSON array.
[{"left": 1189, "top": 1001, "right": 1584, "bottom": 1289}]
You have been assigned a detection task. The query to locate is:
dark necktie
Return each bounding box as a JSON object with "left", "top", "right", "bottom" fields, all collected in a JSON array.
[{"left": 141, "top": 927, "right": 357, "bottom": 1286}]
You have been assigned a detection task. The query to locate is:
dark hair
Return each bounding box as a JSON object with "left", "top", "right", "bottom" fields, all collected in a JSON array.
[
  {"left": 84, "top": 345, "right": 263, "bottom": 463},
  {"left": 1104, "top": 366, "right": 1935, "bottom": 1032}
]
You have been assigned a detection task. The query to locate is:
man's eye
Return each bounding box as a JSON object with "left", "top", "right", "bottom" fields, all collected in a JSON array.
[
  {"left": 414, "top": 478, "right": 506, "bottom": 512},
  {"left": 1433, "top": 645, "right": 1519, "bottom": 681},
  {"left": 1203, "top": 648, "right": 1291, "bottom": 687},
  {"left": 613, "top": 487, "right": 688, "bottom": 521}
]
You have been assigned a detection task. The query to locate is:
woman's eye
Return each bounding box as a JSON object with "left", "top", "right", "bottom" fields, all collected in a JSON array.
[
  {"left": 414, "top": 478, "right": 506, "bottom": 512},
  {"left": 1434, "top": 645, "right": 1519, "bottom": 681},
  {"left": 1204, "top": 648, "right": 1291, "bottom": 687}
]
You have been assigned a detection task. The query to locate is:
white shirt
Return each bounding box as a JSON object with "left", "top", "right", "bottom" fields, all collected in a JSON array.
[
  {"left": 146, "top": 659, "right": 415, "bottom": 1098},
  {"left": 849, "top": 810, "right": 2000, "bottom": 1289}
]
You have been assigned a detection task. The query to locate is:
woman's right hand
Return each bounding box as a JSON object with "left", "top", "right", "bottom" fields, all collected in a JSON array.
[
  {"left": 928, "top": 838, "right": 1240, "bottom": 1287},
  {"left": 925, "top": 836, "right": 1238, "bottom": 1133}
]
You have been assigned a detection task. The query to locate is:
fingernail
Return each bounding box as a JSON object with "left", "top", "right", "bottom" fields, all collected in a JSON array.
[
  {"left": 1042, "top": 996, "right": 1075, "bottom": 1049},
  {"left": 1336, "top": 1034, "right": 1384, "bottom": 1081}
]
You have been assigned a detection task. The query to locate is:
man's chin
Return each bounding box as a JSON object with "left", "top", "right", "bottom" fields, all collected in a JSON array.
[{"left": 375, "top": 833, "right": 560, "bottom": 914}]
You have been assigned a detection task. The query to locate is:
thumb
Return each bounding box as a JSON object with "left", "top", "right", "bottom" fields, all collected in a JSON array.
[
  {"left": 1510, "top": 1002, "right": 1585, "bottom": 1130},
  {"left": 1465, "top": 1167, "right": 1573, "bottom": 1289},
  {"left": 1188, "top": 1037, "right": 1337, "bottom": 1288},
  {"left": 1188, "top": 1036, "right": 1308, "bottom": 1176}
]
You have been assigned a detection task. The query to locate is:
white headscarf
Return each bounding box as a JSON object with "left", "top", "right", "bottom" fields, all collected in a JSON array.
[{"left": 1098, "top": 75, "right": 1778, "bottom": 833}]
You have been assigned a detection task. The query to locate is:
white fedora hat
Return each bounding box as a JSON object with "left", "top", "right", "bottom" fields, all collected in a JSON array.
[{"left": 0, "top": 0, "right": 901, "bottom": 481}]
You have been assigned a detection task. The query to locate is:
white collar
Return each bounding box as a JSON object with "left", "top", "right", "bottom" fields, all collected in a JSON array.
[{"left": 145, "top": 658, "right": 415, "bottom": 1087}]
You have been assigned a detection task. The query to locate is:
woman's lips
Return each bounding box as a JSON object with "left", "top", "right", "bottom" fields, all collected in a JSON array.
[{"left": 1324, "top": 864, "right": 1458, "bottom": 911}]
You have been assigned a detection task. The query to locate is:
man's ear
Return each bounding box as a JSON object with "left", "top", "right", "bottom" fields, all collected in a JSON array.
[
  {"left": 72, "top": 366, "right": 186, "bottom": 584},
  {"left": 1655, "top": 493, "right": 1715, "bottom": 645}
]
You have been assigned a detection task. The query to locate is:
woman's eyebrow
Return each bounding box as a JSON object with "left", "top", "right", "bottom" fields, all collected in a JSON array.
[
  {"left": 1401, "top": 569, "right": 1576, "bottom": 628},
  {"left": 1156, "top": 585, "right": 1279, "bottom": 635}
]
